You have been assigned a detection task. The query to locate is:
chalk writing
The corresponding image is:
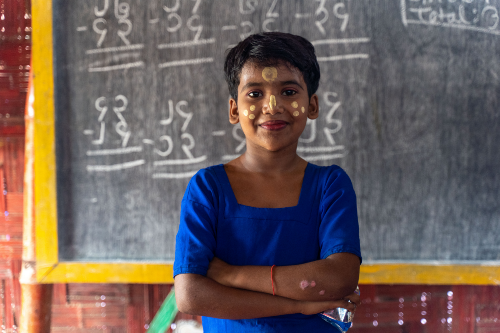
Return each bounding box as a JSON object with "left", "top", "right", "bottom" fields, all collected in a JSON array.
[
  {"left": 87, "top": 95, "right": 133, "bottom": 148},
  {"left": 76, "top": 0, "right": 371, "bottom": 174},
  {"left": 402, "top": 0, "right": 500, "bottom": 35},
  {"left": 92, "top": 0, "right": 133, "bottom": 47},
  {"left": 315, "top": 0, "right": 350, "bottom": 35},
  {"left": 153, "top": 99, "right": 207, "bottom": 178},
  {"left": 298, "top": 92, "right": 345, "bottom": 161}
]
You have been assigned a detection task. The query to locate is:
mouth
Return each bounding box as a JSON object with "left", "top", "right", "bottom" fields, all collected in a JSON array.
[{"left": 259, "top": 120, "right": 288, "bottom": 131}]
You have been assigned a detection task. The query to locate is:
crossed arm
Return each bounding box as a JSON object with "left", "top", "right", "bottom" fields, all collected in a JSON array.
[{"left": 174, "top": 252, "right": 360, "bottom": 319}]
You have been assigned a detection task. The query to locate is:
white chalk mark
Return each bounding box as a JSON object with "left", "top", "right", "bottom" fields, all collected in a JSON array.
[
  {"left": 312, "top": 38, "right": 370, "bottom": 45},
  {"left": 158, "top": 58, "right": 213, "bottom": 68},
  {"left": 83, "top": 130, "right": 94, "bottom": 135},
  {"left": 181, "top": 133, "right": 195, "bottom": 159},
  {"left": 222, "top": 154, "right": 241, "bottom": 161},
  {"left": 158, "top": 38, "right": 216, "bottom": 49},
  {"left": 86, "top": 146, "right": 142, "bottom": 156},
  {"left": 222, "top": 25, "right": 237, "bottom": 30},
  {"left": 87, "top": 159, "right": 145, "bottom": 172},
  {"left": 92, "top": 122, "right": 106, "bottom": 145},
  {"left": 317, "top": 54, "right": 369, "bottom": 62},
  {"left": 86, "top": 44, "right": 144, "bottom": 54},
  {"left": 401, "top": 0, "right": 408, "bottom": 27},
  {"left": 154, "top": 155, "right": 207, "bottom": 166},
  {"left": 297, "top": 146, "right": 344, "bottom": 153},
  {"left": 152, "top": 171, "right": 198, "bottom": 179},
  {"left": 142, "top": 139, "right": 155, "bottom": 145},
  {"left": 212, "top": 130, "right": 226, "bottom": 136},
  {"left": 89, "top": 61, "right": 144, "bottom": 72},
  {"left": 301, "top": 154, "right": 345, "bottom": 161},
  {"left": 295, "top": 13, "right": 312, "bottom": 18},
  {"left": 77, "top": 26, "right": 88, "bottom": 31},
  {"left": 405, "top": 19, "right": 500, "bottom": 36}
]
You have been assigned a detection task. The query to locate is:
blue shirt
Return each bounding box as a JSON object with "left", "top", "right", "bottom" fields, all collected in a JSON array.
[{"left": 174, "top": 163, "right": 362, "bottom": 332}]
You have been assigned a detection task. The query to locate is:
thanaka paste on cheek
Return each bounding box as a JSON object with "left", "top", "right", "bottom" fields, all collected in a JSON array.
[
  {"left": 301, "top": 106, "right": 306, "bottom": 113},
  {"left": 293, "top": 111, "right": 299, "bottom": 117},
  {"left": 269, "top": 95, "right": 276, "bottom": 110},
  {"left": 262, "top": 67, "right": 278, "bottom": 82},
  {"left": 243, "top": 110, "right": 248, "bottom": 116},
  {"left": 250, "top": 105, "right": 256, "bottom": 111},
  {"left": 249, "top": 114, "right": 255, "bottom": 120},
  {"left": 292, "top": 101, "right": 298, "bottom": 108}
]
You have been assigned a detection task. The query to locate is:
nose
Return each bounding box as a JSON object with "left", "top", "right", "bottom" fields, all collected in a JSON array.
[{"left": 262, "top": 94, "right": 284, "bottom": 115}]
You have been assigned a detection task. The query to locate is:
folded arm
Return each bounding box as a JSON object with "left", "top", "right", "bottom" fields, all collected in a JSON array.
[
  {"left": 207, "top": 252, "right": 360, "bottom": 302},
  {"left": 174, "top": 273, "right": 356, "bottom": 319}
]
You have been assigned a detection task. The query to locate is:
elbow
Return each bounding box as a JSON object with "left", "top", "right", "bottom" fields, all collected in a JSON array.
[
  {"left": 174, "top": 274, "right": 206, "bottom": 315},
  {"left": 175, "top": 284, "right": 200, "bottom": 315},
  {"left": 335, "top": 279, "right": 358, "bottom": 298},
  {"left": 175, "top": 291, "right": 197, "bottom": 315}
]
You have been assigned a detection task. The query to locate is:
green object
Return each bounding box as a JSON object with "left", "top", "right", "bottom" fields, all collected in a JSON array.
[{"left": 147, "top": 288, "right": 179, "bottom": 333}]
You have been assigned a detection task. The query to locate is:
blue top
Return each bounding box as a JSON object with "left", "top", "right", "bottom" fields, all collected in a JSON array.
[{"left": 174, "top": 163, "right": 362, "bottom": 332}]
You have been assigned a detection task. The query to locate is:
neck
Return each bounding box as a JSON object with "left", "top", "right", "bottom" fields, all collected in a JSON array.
[{"left": 239, "top": 142, "right": 306, "bottom": 174}]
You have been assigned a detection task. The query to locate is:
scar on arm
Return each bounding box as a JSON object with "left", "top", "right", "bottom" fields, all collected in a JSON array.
[
  {"left": 310, "top": 281, "right": 316, "bottom": 287},
  {"left": 299, "top": 280, "right": 310, "bottom": 290},
  {"left": 319, "top": 290, "right": 326, "bottom": 295}
]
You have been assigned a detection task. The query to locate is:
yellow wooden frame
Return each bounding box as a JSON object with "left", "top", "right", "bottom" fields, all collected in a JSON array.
[{"left": 32, "top": 0, "right": 500, "bottom": 284}]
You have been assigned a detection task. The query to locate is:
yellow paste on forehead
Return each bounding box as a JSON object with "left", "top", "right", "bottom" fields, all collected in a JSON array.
[
  {"left": 262, "top": 67, "right": 278, "bottom": 82},
  {"left": 269, "top": 95, "right": 277, "bottom": 110}
]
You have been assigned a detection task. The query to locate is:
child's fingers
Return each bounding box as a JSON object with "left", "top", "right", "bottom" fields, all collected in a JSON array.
[
  {"left": 343, "top": 293, "right": 360, "bottom": 306},
  {"left": 301, "top": 299, "right": 355, "bottom": 315}
]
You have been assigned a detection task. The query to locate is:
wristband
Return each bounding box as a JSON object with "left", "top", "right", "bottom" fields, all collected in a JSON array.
[{"left": 271, "top": 265, "right": 276, "bottom": 296}]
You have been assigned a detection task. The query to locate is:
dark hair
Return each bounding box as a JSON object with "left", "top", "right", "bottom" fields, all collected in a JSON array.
[{"left": 224, "top": 32, "right": 320, "bottom": 101}]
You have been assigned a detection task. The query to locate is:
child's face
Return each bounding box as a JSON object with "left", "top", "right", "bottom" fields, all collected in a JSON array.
[{"left": 229, "top": 61, "right": 319, "bottom": 153}]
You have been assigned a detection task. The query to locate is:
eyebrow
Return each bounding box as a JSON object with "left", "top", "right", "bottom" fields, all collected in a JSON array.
[
  {"left": 239, "top": 79, "right": 305, "bottom": 93},
  {"left": 281, "top": 80, "right": 305, "bottom": 90},
  {"left": 239, "top": 81, "right": 262, "bottom": 92}
]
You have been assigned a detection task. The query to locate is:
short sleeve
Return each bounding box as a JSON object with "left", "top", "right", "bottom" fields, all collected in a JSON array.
[
  {"left": 318, "top": 167, "right": 362, "bottom": 263},
  {"left": 173, "top": 169, "right": 219, "bottom": 277}
]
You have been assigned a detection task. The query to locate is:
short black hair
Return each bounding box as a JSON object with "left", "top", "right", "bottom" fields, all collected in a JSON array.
[{"left": 224, "top": 32, "right": 320, "bottom": 101}]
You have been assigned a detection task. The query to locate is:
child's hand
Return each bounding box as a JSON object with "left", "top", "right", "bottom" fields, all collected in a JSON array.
[
  {"left": 207, "top": 257, "right": 233, "bottom": 286},
  {"left": 300, "top": 298, "right": 357, "bottom": 316},
  {"left": 342, "top": 290, "right": 360, "bottom": 307}
]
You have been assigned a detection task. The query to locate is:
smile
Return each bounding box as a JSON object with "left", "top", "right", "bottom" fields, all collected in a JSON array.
[{"left": 259, "top": 120, "right": 288, "bottom": 131}]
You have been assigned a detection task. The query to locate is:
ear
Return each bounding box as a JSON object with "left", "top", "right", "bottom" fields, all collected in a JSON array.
[
  {"left": 307, "top": 94, "right": 319, "bottom": 120},
  {"left": 229, "top": 98, "right": 240, "bottom": 124}
]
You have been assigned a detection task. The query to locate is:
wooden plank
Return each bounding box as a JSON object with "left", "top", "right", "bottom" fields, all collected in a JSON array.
[
  {"left": 32, "top": 0, "right": 59, "bottom": 272},
  {"left": 360, "top": 263, "right": 500, "bottom": 285}
]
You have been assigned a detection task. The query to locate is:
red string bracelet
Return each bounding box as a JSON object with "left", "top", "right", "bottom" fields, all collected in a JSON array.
[{"left": 271, "top": 265, "right": 276, "bottom": 296}]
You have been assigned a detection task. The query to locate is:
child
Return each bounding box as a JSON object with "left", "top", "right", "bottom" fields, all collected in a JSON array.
[{"left": 173, "top": 32, "right": 362, "bottom": 332}]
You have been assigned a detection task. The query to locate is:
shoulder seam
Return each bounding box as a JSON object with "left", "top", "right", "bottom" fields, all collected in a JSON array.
[{"left": 183, "top": 198, "right": 215, "bottom": 213}]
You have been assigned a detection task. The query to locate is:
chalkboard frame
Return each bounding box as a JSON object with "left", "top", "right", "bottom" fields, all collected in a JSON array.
[{"left": 31, "top": 0, "right": 500, "bottom": 284}]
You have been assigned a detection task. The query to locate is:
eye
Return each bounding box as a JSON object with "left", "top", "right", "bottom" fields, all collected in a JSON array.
[
  {"left": 282, "top": 89, "right": 297, "bottom": 96},
  {"left": 248, "top": 91, "right": 263, "bottom": 98}
]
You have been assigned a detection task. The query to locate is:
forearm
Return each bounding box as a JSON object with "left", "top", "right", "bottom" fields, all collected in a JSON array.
[
  {"left": 209, "top": 253, "right": 360, "bottom": 302},
  {"left": 174, "top": 273, "right": 301, "bottom": 319}
]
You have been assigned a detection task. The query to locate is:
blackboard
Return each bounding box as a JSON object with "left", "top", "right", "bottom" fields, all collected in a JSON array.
[{"left": 52, "top": 0, "right": 500, "bottom": 263}]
